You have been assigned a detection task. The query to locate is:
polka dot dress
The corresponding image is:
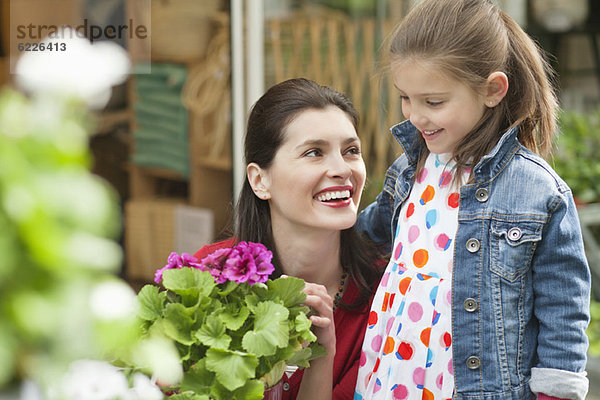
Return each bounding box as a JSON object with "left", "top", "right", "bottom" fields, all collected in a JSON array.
[{"left": 354, "top": 153, "right": 467, "bottom": 400}]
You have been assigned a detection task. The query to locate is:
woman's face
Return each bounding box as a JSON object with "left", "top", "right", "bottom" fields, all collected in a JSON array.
[{"left": 260, "top": 106, "right": 366, "bottom": 234}]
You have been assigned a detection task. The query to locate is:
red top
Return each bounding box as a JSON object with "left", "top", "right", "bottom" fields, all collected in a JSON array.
[{"left": 194, "top": 240, "right": 377, "bottom": 400}]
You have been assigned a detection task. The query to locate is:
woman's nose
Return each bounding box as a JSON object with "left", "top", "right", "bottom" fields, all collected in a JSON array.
[{"left": 327, "top": 154, "right": 352, "bottom": 179}]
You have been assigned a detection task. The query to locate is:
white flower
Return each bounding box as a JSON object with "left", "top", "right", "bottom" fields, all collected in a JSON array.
[
  {"left": 15, "top": 27, "right": 130, "bottom": 108},
  {"left": 133, "top": 337, "right": 183, "bottom": 386},
  {"left": 90, "top": 280, "right": 138, "bottom": 320},
  {"left": 61, "top": 359, "right": 129, "bottom": 400},
  {"left": 125, "top": 373, "right": 164, "bottom": 400}
]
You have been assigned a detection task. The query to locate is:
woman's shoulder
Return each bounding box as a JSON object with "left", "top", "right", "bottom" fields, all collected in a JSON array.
[{"left": 193, "top": 238, "right": 236, "bottom": 261}]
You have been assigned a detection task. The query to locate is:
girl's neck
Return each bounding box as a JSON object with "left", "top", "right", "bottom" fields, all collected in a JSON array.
[{"left": 272, "top": 224, "right": 343, "bottom": 290}]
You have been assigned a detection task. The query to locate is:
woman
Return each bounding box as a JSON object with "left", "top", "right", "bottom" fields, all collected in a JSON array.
[{"left": 194, "top": 78, "right": 382, "bottom": 400}]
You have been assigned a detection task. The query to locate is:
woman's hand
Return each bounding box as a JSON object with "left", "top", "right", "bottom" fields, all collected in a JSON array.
[{"left": 302, "top": 281, "right": 336, "bottom": 355}]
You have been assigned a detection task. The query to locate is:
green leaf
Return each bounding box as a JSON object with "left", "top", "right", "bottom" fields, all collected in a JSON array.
[
  {"left": 285, "top": 346, "right": 313, "bottom": 368},
  {"left": 195, "top": 315, "right": 231, "bottom": 349},
  {"left": 137, "top": 284, "right": 166, "bottom": 321},
  {"left": 179, "top": 359, "right": 214, "bottom": 395},
  {"left": 267, "top": 276, "right": 306, "bottom": 307},
  {"left": 162, "top": 303, "right": 196, "bottom": 345},
  {"left": 295, "top": 312, "right": 317, "bottom": 342},
  {"left": 163, "top": 268, "right": 215, "bottom": 305},
  {"left": 205, "top": 348, "right": 259, "bottom": 391},
  {"left": 242, "top": 301, "right": 289, "bottom": 357},
  {"left": 210, "top": 379, "right": 264, "bottom": 400},
  {"left": 219, "top": 304, "right": 250, "bottom": 330}
]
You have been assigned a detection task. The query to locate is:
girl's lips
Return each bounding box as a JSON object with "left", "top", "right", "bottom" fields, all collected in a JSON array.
[{"left": 421, "top": 128, "right": 443, "bottom": 140}]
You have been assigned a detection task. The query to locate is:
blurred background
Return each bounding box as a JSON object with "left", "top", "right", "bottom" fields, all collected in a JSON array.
[{"left": 1, "top": 0, "right": 600, "bottom": 396}]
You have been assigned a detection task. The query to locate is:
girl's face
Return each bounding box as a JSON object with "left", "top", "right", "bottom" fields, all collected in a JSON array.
[
  {"left": 260, "top": 106, "right": 366, "bottom": 234},
  {"left": 392, "top": 58, "right": 487, "bottom": 154}
]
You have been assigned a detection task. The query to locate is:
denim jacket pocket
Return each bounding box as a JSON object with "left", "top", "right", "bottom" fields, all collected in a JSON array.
[{"left": 490, "top": 220, "right": 543, "bottom": 282}]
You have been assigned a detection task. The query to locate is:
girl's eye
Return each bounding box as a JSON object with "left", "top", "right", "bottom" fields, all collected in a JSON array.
[
  {"left": 427, "top": 100, "right": 443, "bottom": 107},
  {"left": 399, "top": 95, "right": 409, "bottom": 102}
]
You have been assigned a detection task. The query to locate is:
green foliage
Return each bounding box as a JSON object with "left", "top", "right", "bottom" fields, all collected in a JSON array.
[
  {"left": 0, "top": 88, "right": 138, "bottom": 390},
  {"left": 553, "top": 108, "right": 600, "bottom": 204},
  {"left": 137, "top": 268, "right": 322, "bottom": 399}
]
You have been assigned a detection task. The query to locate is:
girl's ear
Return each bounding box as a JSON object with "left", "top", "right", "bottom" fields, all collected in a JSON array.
[
  {"left": 485, "top": 71, "right": 509, "bottom": 108},
  {"left": 247, "top": 163, "right": 271, "bottom": 200}
]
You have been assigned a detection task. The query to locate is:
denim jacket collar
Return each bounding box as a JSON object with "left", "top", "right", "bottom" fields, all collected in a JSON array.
[{"left": 390, "top": 120, "right": 521, "bottom": 183}]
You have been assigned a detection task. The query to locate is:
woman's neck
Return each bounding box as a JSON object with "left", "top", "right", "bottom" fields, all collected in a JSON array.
[{"left": 272, "top": 224, "right": 343, "bottom": 292}]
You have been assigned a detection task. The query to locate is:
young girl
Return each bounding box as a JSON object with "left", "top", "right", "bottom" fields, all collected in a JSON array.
[{"left": 354, "top": 0, "right": 591, "bottom": 399}]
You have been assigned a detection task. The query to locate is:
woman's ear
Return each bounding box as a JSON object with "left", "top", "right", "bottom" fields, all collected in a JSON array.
[
  {"left": 485, "top": 71, "right": 509, "bottom": 108},
  {"left": 247, "top": 163, "right": 271, "bottom": 200}
]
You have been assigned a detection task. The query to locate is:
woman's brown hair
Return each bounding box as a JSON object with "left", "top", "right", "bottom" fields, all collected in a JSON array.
[{"left": 235, "top": 78, "right": 381, "bottom": 310}]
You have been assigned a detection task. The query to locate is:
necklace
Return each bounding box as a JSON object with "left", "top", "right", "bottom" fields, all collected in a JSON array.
[{"left": 333, "top": 270, "right": 348, "bottom": 312}]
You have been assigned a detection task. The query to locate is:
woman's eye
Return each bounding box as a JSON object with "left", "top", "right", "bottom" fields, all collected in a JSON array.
[
  {"left": 304, "top": 149, "right": 321, "bottom": 157},
  {"left": 427, "top": 101, "right": 443, "bottom": 107},
  {"left": 399, "top": 95, "right": 409, "bottom": 102},
  {"left": 345, "top": 146, "right": 361, "bottom": 156}
]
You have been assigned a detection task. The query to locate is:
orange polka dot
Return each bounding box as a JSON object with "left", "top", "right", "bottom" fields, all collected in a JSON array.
[
  {"left": 420, "top": 327, "right": 431, "bottom": 346},
  {"left": 420, "top": 185, "right": 435, "bottom": 205},
  {"left": 413, "top": 249, "right": 429, "bottom": 268},
  {"left": 422, "top": 388, "right": 434, "bottom": 400},
  {"left": 383, "top": 336, "right": 395, "bottom": 355},
  {"left": 399, "top": 277, "right": 412, "bottom": 295}
]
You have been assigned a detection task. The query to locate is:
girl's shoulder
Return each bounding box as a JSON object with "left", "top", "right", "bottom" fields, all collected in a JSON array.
[{"left": 511, "top": 147, "right": 570, "bottom": 195}]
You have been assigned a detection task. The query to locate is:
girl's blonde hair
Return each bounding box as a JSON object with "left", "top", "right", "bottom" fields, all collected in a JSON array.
[{"left": 389, "top": 0, "right": 558, "bottom": 178}]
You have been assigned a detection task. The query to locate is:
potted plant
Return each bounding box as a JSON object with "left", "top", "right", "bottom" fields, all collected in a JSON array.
[
  {"left": 552, "top": 107, "right": 600, "bottom": 205},
  {"left": 135, "top": 243, "right": 325, "bottom": 400}
]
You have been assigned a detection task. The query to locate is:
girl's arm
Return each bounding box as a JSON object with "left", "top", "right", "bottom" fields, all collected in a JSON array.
[
  {"left": 529, "top": 190, "right": 590, "bottom": 400},
  {"left": 296, "top": 282, "right": 335, "bottom": 400}
]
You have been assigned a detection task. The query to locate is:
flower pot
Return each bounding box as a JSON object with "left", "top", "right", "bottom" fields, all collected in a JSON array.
[{"left": 263, "top": 380, "right": 283, "bottom": 400}]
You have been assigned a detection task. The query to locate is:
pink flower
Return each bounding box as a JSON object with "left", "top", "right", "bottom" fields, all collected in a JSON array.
[
  {"left": 155, "top": 242, "right": 274, "bottom": 286},
  {"left": 154, "top": 252, "right": 202, "bottom": 284},
  {"left": 198, "top": 248, "right": 234, "bottom": 284},
  {"left": 224, "top": 242, "right": 274, "bottom": 284}
]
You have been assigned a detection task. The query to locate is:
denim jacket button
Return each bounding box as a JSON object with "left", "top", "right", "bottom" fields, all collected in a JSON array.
[
  {"left": 466, "top": 356, "right": 481, "bottom": 369},
  {"left": 475, "top": 188, "right": 489, "bottom": 202},
  {"left": 466, "top": 238, "right": 480, "bottom": 253},
  {"left": 507, "top": 227, "right": 522, "bottom": 241},
  {"left": 463, "top": 298, "right": 478, "bottom": 312}
]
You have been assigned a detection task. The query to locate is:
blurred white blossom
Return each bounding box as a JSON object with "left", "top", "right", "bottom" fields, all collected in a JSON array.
[
  {"left": 15, "top": 27, "right": 130, "bottom": 108},
  {"left": 133, "top": 337, "right": 183, "bottom": 386},
  {"left": 60, "top": 360, "right": 129, "bottom": 400},
  {"left": 126, "top": 373, "right": 164, "bottom": 400},
  {"left": 90, "top": 280, "right": 137, "bottom": 321}
]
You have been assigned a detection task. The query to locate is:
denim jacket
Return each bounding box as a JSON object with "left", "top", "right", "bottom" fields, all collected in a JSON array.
[{"left": 357, "top": 120, "right": 590, "bottom": 399}]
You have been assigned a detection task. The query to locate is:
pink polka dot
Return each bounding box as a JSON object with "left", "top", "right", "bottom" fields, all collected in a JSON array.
[
  {"left": 408, "top": 302, "right": 423, "bottom": 322},
  {"left": 434, "top": 233, "right": 451, "bottom": 251},
  {"left": 408, "top": 225, "right": 420, "bottom": 243},
  {"left": 394, "top": 242, "right": 403, "bottom": 260},
  {"left": 386, "top": 316, "right": 395, "bottom": 335},
  {"left": 446, "top": 289, "right": 452, "bottom": 305},
  {"left": 436, "top": 373, "right": 443, "bottom": 389},
  {"left": 413, "top": 367, "right": 425, "bottom": 386},
  {"left": 439, "top": 171, "right": 452, "bottom": 187},
  {"left": 416, "top": 168, "right": 428, "bottom": 183},
  {"left": 371, "top": 335, "right": 383, "bottom": 352},
  {"left": 359, "top": 350, "right": 366, "bottom": 367},
  {"left": 448, "top": 359, "right": 454, "bottom": 375},
  {"left": 381, "top": 272, "right": 390, "bottom": 287},
  {"left": 392, "top": 384, "right": 409, "bottom": 400}
]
